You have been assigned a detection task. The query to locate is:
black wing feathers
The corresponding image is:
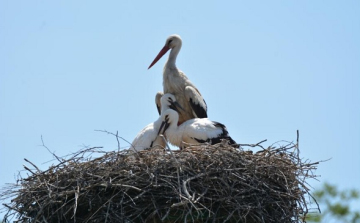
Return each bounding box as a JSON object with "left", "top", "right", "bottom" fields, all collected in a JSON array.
[{"left": 189, "top": 98, "right": 208, "bottom": 118}]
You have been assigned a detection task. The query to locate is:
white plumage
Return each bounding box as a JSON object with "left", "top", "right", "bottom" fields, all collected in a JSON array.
[
  {"left": 149, "top": 34, "right": 208, "bottom": 125},
  {"left": 131, "top": 93, "right": 183, "bottom": 151},
  {"left": 155, "top": 92, "right": 184, "bottom": 115},
  {"left": 131, "top": 117, "right": 166, "bottom": 152},
  {"left": 159, "top": 108, "right": 238, "bottom": 150}
]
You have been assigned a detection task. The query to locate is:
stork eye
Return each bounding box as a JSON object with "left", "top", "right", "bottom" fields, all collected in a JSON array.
[{"left": 168, "top": 39, "right": 173, "bottom": 45}]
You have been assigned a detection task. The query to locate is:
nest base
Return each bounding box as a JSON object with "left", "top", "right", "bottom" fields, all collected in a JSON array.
[{"left": 1, "top": 140, "right": 318, "bottom": 222}]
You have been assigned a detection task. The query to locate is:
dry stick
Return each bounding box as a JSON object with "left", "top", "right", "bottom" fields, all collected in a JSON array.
[
  {"left": 182, "top": 173, "right": 207, "bottom": 201},
  {"left": 116, "top": 130, "right": 121, "bottom": 151},
  {"left": 104, "top": 200, "right": 111, "bottom": 223},
  {"left": 115, "top": 130, "right": 122, "bottom": 162},
  {"left": 239, "top": 139, "right": 267, "bottom": 149},
  {"left": 95, "top": 129, "right": 143, "bottom": 161},
  {"left": 161, "top": 208, "right": 171, "bottom": 221},
  {"left": 42, "top": 215, "right": 49, "bottom": 223},
  {"left": 160, "top": 138, "right": 198, "bottom": 213},
  {"left": 161, "top": 135, "right": 182, "bottom": 197},
  {"left": 99, "top": 183, "right": 142, "bottom": 191},
  {"left": 297, "top": 129, "right": 300, "bottom": 154},
  {"left": 39, "top": 147, "right": 103, "bottom": 176},
  {"left": 22, "top": 165, "right": 36, "bottom": 175},
  {"left": 24, "top": 158, "right": 41, "bottom": 173},
  {"left": 71, "top": 186, "right": 79, "bottom": 219},
  {"left": 95, "top": 129, "right": 132, "bottom": 150},
  {"left": 40, "top": 135, "right": 62, "bottom": 163},
  {"left": 84, "top": 191, "right": 122, "bottom": 223}
]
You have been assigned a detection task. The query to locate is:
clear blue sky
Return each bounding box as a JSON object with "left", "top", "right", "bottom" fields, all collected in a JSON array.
[{"left": 1, "top": 0, "right": 359, "bottom": 218}]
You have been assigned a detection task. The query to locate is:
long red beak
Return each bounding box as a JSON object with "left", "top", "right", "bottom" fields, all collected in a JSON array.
[{"left": 148, "top": 45, "right": 170, "bottom": 69}]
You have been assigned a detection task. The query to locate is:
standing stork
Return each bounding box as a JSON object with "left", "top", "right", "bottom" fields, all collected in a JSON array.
[
  {"left": 149, "top": 34, "right": 208, "bottom": 125},
  {"left": 159, "top": 109, "right": 238, "bottom": 150}
]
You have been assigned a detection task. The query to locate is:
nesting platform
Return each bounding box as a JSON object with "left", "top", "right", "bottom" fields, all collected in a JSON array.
[{"left": 1, "top": 139, "right": 318, "bottom": 222}]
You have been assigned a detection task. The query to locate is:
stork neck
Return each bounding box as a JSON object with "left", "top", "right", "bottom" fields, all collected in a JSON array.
[
  {"left": 166, "top": 110, "right": 180, "bottom": 130},
  {"left": 169, "top": 112, "right": 180, "bottom": 130},
  {"left": 165, "top": 44, "right": 181, "bottom": 70},
  {"left": 154, "top": 117, "right": 163, "bottom": 129}
]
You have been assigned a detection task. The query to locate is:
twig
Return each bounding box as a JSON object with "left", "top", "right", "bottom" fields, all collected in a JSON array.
[
  {"left": 239, "top": 139, "right": 267, "bottom": 150},
  {"left": 40, "top": 135, "right": 62, "bottom": 163},
  {"left": 95, "top": 129, "right": 132, "bottom": 149}
]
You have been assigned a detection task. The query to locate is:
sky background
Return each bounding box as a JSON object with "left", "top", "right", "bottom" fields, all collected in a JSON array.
[{"left": 1, "top": 0, "right": 359, "bottom": 220}]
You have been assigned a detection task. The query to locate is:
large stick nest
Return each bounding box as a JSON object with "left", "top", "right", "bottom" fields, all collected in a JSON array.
[{"left": 1, "top": 137, "right": 319, "bottom": 222}]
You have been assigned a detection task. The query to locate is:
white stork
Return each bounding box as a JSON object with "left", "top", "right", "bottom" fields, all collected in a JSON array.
[
  {"left": 155, "top": 92, "right": 184, "bottom": 115},
  {"left": 131, "top": 119, "right": 166, "bottom": 152},
  {"left": 131, "top": 94, "right": 183, "bottom": 151},
  {"left": 158, "top": 109, "right": 238, "bottom": 150},
  {"left": 149, "top": 34, "right": 208, "bottom": 125}
]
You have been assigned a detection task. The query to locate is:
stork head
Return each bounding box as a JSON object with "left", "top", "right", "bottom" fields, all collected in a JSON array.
[
  {"left": 161, "top": 93, "right": 184, "bottom": 113},
  {"left": 158, "top": 109, "right": 179, "bottom": 135},
  {"left": 165, "top": 34, "right": 182, "bottom": 49},
  {"left": 148, "top": 34, "right": 182, "bottom": 69}
]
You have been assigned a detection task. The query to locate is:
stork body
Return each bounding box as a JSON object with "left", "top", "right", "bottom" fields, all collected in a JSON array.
[
  {"left": 131, "top": 118, "right": 166, "bottom": 151},
  {"left": 132, "top": 93, "right": 183, "bottom": 151},
  {"left": 159, "top": 109, "right": 237, "bottom": 149},
  {"left": 149, "top": 35, "right": 207, "bottom": 124}
]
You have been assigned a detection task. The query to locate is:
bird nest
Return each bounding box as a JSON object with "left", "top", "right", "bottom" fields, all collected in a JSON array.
[{"left": 1, "top": 136, "right": 319, "bottom": 223}]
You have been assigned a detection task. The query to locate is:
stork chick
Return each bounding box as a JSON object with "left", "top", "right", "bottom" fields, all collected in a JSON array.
[
  {"left": 159, "top": 109, "right": 238, "bottom": 150},
  {"left": 131, "top": 95, "right": 182, "bottom": 151}
]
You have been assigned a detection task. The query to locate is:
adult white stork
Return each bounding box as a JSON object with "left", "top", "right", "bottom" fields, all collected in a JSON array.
[
  {"left": 131, "top": 94, "right": 183, "bottom": 151},
  {"left": 158, "top": 109, "right": 238, "bottom": 150},
  {"left": 149, "top": 34, "right": 208, "bottom": 125}
]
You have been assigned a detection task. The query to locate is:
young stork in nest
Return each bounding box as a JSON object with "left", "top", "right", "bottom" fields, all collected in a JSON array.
[
  {"left": 149, "top": 34, "right": 208, "bottom": 125},
  {"left": 131, "top": 94, "right": 183, "bottom": 151},
  {"left": 158, "top": 108, "right": 238, "bottom": 150}
]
